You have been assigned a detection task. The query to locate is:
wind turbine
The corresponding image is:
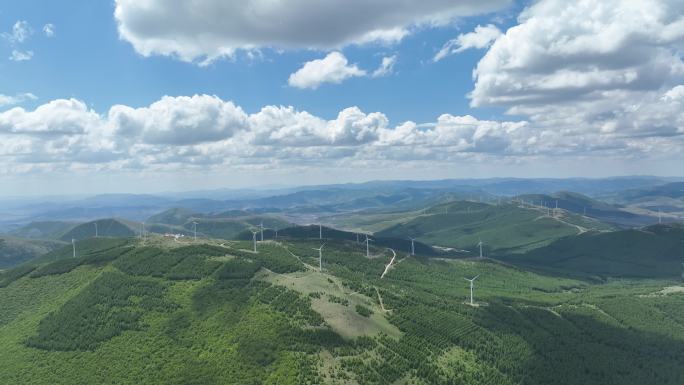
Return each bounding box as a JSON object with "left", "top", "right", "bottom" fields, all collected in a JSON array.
[
  {"left": 409, "top": 237, "right": 415, "bottom": 256},
  {"left": 192, "top": 221, "right": 198, "bottom": 242},
  {"left": 319, "top": 224, "right": 323, "bottom": 239},
  {"left": 251, "top": 230, "right": 259, "bottom": 253},
  {"left": 477, "top": 240, "right": 484, "bottom": 259},
  {"left": 464, "top": 275, "right": 479, "bottom": 306},
  {"left": 313, "top": 244, "right": 325, "bottom": 272},
  {"left": 365, "top": 235, "right": 373, "bottom": 258},
  {"left": 259, "top": 221, "right": 264, "bottom": 241},
  {"left": 72, "top": 239, "right": 76, "bottom": 258},
  {"left": 94, "top": 222, "right": 98, "bottom": 238}
]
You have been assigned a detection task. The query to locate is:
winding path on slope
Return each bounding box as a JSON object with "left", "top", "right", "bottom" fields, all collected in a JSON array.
[{"left": 381, "top": 248, "right": 397, "bottom": 279}]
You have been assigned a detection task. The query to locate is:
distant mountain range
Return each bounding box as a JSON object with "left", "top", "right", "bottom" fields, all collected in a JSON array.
[{"left": 1, "top": 176, "right": 679, "bottom": 226}]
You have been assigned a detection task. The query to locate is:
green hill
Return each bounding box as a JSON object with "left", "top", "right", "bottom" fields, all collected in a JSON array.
[
  {"left": 146, "top": 208, "right": 292, "bottom": 240},
  {"left": 0, "top": 237, "right": 66, "bottom": 268},
  {"left": 508, "top": 223, "right": 684, "bottom": 278},
  {"left": 60, "top": 219, "right": 138, "bottom": 241},
  {"left": 146, "top": 208, "right": 198, "bottom": 226},
  {"left": 9, "top": 221, "right": 78, "bottom": 240},
  {"left": 236, "top": 224, "right": 437, "bottom": 255},
  {"left": 516, "top": 191, "right": 649, "bottom": 227},
  {"left": 375, "top": 201, "right": 611, "bottom": 254},
  {"left": 0, "top": 235, "right": 682, "bottom": 384}
]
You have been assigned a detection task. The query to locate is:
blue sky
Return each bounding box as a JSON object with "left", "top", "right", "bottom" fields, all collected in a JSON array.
[
  {"left": 0, "top": 0, "right": 682, "bottom": 195},
  {"left": 0, "top": 0, "right": 518, "bottom": 123}
]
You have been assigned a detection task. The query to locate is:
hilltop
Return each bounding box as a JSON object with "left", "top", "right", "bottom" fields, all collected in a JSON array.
[
  {"left": 59, "top": 218, "right": 139, "bottom": 241},
  {"left": 375, "top": 200, "right": 611, "bottom": 254}
]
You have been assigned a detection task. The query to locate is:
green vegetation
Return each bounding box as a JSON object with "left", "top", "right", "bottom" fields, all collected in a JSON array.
[
  {"left": 377, "top": 201, "right": 610, "bottom": 254},
  {"left": 26, "top": 271, "right": 173, "bottom": 351},
  {"left": 0, "top": 236, "right": 65, "bottom": 268},
  {"left": 507, "top": 223, "right": 684, "bottom": 278},
  {"left": 9, "top": 221, "right": 76, "bottom": 240},
  {"left": 354, "top": 304, "right": 373, "bottom": 317},
  {"left": 0, "top": 231, "right": 682, "bottom": 385},
  {"left": 146, "top": 207, "right": 197, "bottom": 226},
  {"left": 59, "top": 219, "right": 137, "bottom": 241}
]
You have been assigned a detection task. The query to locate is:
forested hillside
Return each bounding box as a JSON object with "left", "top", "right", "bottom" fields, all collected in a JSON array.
[{"left": 1, "top": 234, "right": 682, "bottom": 384}]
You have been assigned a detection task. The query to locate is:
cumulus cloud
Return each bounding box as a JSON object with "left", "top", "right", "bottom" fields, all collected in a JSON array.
[
  {"left": 9, "top": 50, "right": 33, "bottom": 62},
  {"left": 4, "top": 93, "right": 682, "bottom": 176},
  {"left": 454, "top": 0, "right": 684, "bottom": 161},
  {"left": 288, "top": 52, "right": 366, "bottom": 89},
  {"left": 43, "top": 24, "right": 55, "bottom": 37},
  {"left": 109, "top": 95, "right": 249, "bottom": 145},
  {"left": 113, "top": 0, "right": 511, "bottom": 63},
  {"left": 0, "top": 93, "right": 37, "bottom": 107},
  {"left": 2, "top": 20, "right": 32, "bottom": 44},
  {"left": 434, "top": 24, "right": 502, "bottom": 61},
  {"left": 470, "top": 0, "right": 684, "bottom": 108},
  {"left": 0, "top": 99, "right": 101, "bottom": 136}
]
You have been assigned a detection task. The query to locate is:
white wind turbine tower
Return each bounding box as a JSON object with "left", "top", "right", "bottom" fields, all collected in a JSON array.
[
  {"left": 94, "top": 222, "right": 98, "bottom": 238},
  {"left": 477, "top": 240, "right": 484, "bottom": 259},
  {"left": 319, "top": 224, "right": 323, "bottom": 239},
  {"left": 409, "top": 237, "right": 415, "bottom": 256},
  {"left": 313, "top": 244, "right": 325, "bottom": 272},
  {"left": 464, "top": 275, "right": 479, "bottom": 306},
  {"left": 72, "top": 239, "right": 76, "bottom": 258},
  {"left": 365, "top": 235, "right": 373, "bottom": 258},
  {"left": 251, "top": 230, "right": 259, "bottom": 253},
  {"left": 259, "top": 221, "right": 265, "bottom": 241}
]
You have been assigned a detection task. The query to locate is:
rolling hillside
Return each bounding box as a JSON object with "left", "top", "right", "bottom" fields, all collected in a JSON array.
[
  {"left": 0, "top": 235, "right": 682, "bottom": 384},
  {"left": 0, "top": 237, "right": 66, "bottom": 268},
  {"left": 8, "top": 221, "right": 78, "bottom": 240},
  {"left": 147, "top": 208, "right": 293, "bottom": 240},
  {"left": 375, "top": 201, "right": 611, "bottom": 254},
  {"left": 515, "top": 191, "right": 651, "bottom": 227},
  {"left": 59, "top": 219, "right": 138, "bottom": 241},
  {"left": 508, "top": 223, "right": 684, "bottom": 278},
  {"left": 146, "top": 208, "right": 198, "bottom": 226}
]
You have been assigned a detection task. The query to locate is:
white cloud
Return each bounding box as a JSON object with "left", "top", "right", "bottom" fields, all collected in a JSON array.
[
  {"left": 434, "top": 24, "right": 502, "bottom": 61},
  {"left": 108, "top": 95, "right": 249, "bottom": 145},
  {"left": 9, "top": 50, "right": 33, "bottom": 62},
  {"left": 372, "top": 55, "right": 397, "bottom": 77},
  {"left": 0, "top": 93, "right": 37, "bottom": 107},
  {"left": 470, "top": 0, "right": 684, "bottom": 108},
  {"left": 2, "top": 94, "right": 682, "bottom": 176},
  {"left": 2, "top": 20, "right": 32, "bottom": 44},
  {"left": 454, "top": 0, "right": 684, "bottom": 160},
  {"left": 0, "top": 99, "right": 101, "bottom": 136},
  {"left": 288, "top": 52, "right": 366, "bottom": 89},
  {"left": 43, "top": 24, "right": 55, "bottom": 38},
  {"left": 113, "top": 0, "right": 511, "bottom": 64}
]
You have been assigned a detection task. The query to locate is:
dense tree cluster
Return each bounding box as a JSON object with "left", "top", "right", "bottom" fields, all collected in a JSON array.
[{"left": 26, "top": 271, "right": 174, "bottom": 351}]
